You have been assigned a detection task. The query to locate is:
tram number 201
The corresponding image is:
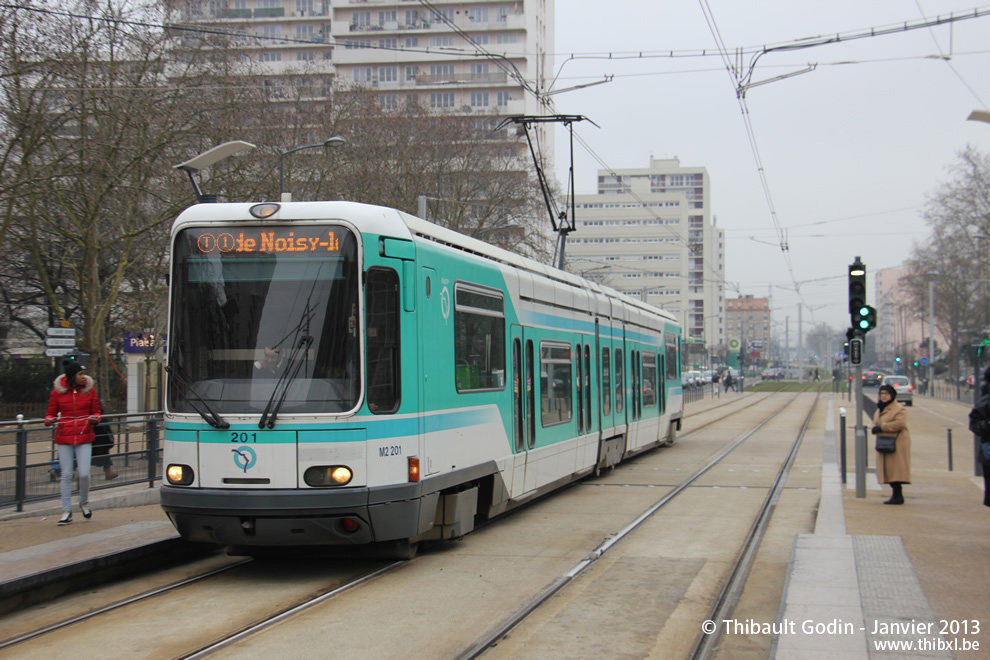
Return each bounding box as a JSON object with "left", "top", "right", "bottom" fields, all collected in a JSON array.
[
  {"left": 230, "top": 432, "right": 257, "bottom": 443},
  {"left": 379, "top": 445, "right": 402, "bottom": 457}
]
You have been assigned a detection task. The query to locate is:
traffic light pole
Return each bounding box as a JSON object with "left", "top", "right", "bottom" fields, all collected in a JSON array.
[{"left": 854, "top": 361, "right": 866, "bottom": 498}]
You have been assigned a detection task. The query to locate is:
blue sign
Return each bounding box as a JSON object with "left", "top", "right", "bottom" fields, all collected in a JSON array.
[
  {"left": 920, "top": 357, "right": 929, "bottom": 366},
  {"left": 123, "top": 332, "right": 165, "bottom": 354}
]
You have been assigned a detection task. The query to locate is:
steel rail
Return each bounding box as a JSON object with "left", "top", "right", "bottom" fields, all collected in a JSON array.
[
  {"left": 0, "top": 558, "right": 252, "bottom": 650},
  {"left": 180, "top": 560, "right": 407, "bottom": 659},
  {"left": 455, "top": 387, "right": 812, "bottom": 659},
  {"left": 690, "top": 390, "right": 820, "bottom": 659}
]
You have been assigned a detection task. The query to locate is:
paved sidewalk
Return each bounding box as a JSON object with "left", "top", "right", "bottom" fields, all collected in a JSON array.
[{"left": 776, "top": 393, "right": 988, "bottom": 659}]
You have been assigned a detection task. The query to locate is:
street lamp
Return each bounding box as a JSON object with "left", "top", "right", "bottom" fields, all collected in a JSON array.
[{"left": 279, "top": 136, "right": 346, "bottom": 202}]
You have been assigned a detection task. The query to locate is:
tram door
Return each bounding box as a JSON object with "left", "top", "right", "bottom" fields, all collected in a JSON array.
[
  {"left": 419, "top": 266, "right": 442, "bottom": 477},
  {"left": 510, "top": 325, "right": 536, "bottom": 453},
  {"left": 509, "top": 325, "right": 536, "bottom": 494}
]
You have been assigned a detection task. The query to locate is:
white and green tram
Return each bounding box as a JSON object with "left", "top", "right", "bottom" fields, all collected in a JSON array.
[{"left": 161, "top": 200, "right": 684, "bottom": 551}]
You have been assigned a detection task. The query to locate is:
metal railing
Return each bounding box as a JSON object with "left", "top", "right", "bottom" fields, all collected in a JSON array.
[{"left": 0, "top": 411, "right": 164, "bottom": 512}]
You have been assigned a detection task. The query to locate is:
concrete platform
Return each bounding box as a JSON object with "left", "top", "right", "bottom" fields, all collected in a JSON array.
[
  {"left": 0, "top": 484, "right": 178, "bottom": 611},
  {"left": 774, "top": 394, "right": 985, "bottom": 659}
]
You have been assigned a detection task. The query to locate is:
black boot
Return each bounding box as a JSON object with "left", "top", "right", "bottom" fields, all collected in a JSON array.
[{"left": 884, "top": 482, "right": 904, "bottom": 505}]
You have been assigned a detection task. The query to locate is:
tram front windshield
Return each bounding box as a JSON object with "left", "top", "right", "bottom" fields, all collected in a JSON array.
[{"left": 168, "top": 224, "right": 360, "bottom": 415}]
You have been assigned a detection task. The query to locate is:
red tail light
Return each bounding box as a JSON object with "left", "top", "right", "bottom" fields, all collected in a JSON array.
[{"left": 408, "top": 456, "right": 420, "bottom": 482}]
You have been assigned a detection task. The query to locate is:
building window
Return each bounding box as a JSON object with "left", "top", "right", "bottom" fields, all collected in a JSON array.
[
  {"left": 404, "top": 37, "right": 418, "bottom": 47},
  {"left": 378, "top": 66, "right": 397, "bottom": 83},
  {"left": 429, "top": 63, "right": 454, "bottom": 78},
  {"left": 429, "top": 35, "right": 455, "bottom": 47},
  {"left": 259, "top": 51, "right": 282, "bottom": 62},
  {"left": 405, "top": 65, "right": 419, "bottom": 82},
  {"left": 379, "top": 38, "right": 397, "bottom": 50},
  {"left": 296, "top": 24, "right": 315, "bottom": 40},
  {"left": 354, "top": 67, "right": 372, "bottom": 83},
  {"left": 430, "top": 92, "right": 455, "bottom": 108},
  {"left": 379, "top": 94, "right": 398, "bottom": 110},
  {"left": 496, "top": 91, "right": 512, "bottom": 107},
  {"left": 378, "top": 10, "right": 396, "bottom": 25},
  {"left": 352, "top": 11, "right": 370, "bottom": 27},
  {"left": 468, "top": 6, "right": 488, "bottom": 22},
  {"left": 470, "top": 91, "right": 489, "bottom": 108},
  {"left": 296, "top": 50, "right": 314, "bottom": 61},
  {"left": 495, "top": 33, "right": 517, "bottom": 44}
]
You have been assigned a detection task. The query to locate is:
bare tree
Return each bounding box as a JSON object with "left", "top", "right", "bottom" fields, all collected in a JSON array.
[{"left": 900, "top": 146, "right": 990, "bottom": 384}]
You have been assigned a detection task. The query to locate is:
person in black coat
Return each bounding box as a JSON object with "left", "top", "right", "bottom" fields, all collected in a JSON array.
[{"left": 967, "top": 366, "right": 990, "bottom": 508}]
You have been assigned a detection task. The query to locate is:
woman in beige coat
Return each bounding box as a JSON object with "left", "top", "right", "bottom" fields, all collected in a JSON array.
[{"left": 872, "top": 383, "right": 911, "bottom": 504}]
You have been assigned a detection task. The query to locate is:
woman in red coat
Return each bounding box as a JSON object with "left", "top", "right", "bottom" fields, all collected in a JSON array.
[{"left": 44, "top": 363, "right": 101, "bottom": 525}]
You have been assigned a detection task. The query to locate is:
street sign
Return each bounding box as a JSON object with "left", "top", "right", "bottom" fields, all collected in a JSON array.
[
  {"left": 46, "top": 327, "right": 75, "bottom": 337},
  {"left": 919, "top": 347, "right": 929, "bottom": 358},
  {"left": 44, "top": 348, "right": 73, "bottom": 357},
  {"left": 45, "top": 337, "right": 76, "bottom": 348},
  {"left": 849, "top": 337, "right": 863, "bottom": 365},
  {"left": 920, "top": 357, "right": 929, "bottom": 366}
]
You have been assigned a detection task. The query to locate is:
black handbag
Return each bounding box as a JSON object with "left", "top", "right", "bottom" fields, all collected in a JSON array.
[{"left": 875, "top": 434, "right": 896, "bottom": 453}]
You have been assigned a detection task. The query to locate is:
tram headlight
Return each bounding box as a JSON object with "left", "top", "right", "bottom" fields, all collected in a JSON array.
[
  {"left": 166, "top": 464, "right": 194, "bottom": 485},
  {"left": 304, "top": 465, "right": 353, "bottom": 487}
]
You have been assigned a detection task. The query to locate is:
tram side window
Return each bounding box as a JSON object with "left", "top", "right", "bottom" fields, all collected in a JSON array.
[
  {"left": 541, "top": 342, "right": 573, "bottom": 427},
  {"left": 665, "top": 332, "right": 679, "bottom": 380},
  {"left": 454, "top": 283, "right": 506, "bottom": 392},
  {"left": 366, "top": 268, "right": 400, "bottom": 413},
  {"left": 642, "top": 352, "right": 658, "bottom": 408}
]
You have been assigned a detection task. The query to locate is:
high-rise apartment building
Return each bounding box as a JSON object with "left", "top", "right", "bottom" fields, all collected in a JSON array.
[
  {"left": 169, "top": 0, "right": 552, "bottom": 119},
  {"left": 566, "top": 157, "right": 726, "bottom": 359},
  {"left": 332, "top": 0, "right": 551, "bottom": 119},
  {"left": 726, "top": 295, "right": 771, "bottom": 367}
]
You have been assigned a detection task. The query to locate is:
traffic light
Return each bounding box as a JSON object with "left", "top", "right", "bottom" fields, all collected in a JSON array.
[
  {"left": 849, "top": 257, "right": 867, "bottom": 329},
  {"left": 61, "top": 351, "right": 89, "bottom": 369},
  {"left": 860, "top": 304, "right": 877, "bottom": 331}
]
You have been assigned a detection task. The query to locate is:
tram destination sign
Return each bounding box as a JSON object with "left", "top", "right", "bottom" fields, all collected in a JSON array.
[{"left": 189, "top": 226, "right": 345, "bottom": 256}]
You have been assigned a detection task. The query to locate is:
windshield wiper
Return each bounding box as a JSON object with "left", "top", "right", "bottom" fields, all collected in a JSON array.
[
  {"left": 258, "top": 335, "right": 313, "bottom": 429},
  {"left": 164, "top": 364, "right": 230, "bottom": 429}
]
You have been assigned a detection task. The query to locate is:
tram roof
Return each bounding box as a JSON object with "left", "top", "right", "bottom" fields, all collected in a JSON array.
[{"left": 171, "top": 200, "right": 678, "bottom": 326}]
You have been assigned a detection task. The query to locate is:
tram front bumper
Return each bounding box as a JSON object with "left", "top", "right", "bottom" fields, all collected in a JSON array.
[{"left": 160, "top": 485, "right": 437, "bottom": 546}]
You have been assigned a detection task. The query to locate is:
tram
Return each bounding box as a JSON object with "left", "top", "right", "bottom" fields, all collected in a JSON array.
[{"left": 160, "top": 200, "right": 684, "bottom": 551}]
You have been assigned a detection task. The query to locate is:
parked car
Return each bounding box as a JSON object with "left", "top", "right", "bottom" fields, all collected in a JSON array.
[{"left": 880, "top": 375, "right": 913, "bottom": 406}]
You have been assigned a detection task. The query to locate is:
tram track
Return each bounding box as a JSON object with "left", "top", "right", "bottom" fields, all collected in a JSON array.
[
  {"left": 0, "top": 559, "right": 252, "bottom": 651},
  {"left": 0, "top": 389, "right": 820, "bottom": 658},
  {"left": 0, "top": 552, "right": 400, "bottom": 658},
  {"left": 455, "top": 387, "right": 817, "bottom": 659}
]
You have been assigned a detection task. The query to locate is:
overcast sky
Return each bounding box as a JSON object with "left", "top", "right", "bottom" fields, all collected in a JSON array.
[{"left": 551, "top": 0, "right": 990, "bottom": 343}]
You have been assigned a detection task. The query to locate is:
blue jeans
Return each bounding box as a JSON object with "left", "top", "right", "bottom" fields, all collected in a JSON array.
[{"left": 58, "top": 443, "right": 92, "bottom": 512}]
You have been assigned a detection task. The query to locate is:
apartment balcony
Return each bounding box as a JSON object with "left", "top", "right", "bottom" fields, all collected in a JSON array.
[
  {"left": 339, "top": 12, "right": 525, "bottom": 36},
  {"left": 415, "top": 72, "right": 508, "bottom": 85}
]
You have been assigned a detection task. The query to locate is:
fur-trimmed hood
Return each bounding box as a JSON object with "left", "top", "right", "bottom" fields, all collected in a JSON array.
[{"left": 53, "top": 373, "right": 95, "bottom": 395}]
